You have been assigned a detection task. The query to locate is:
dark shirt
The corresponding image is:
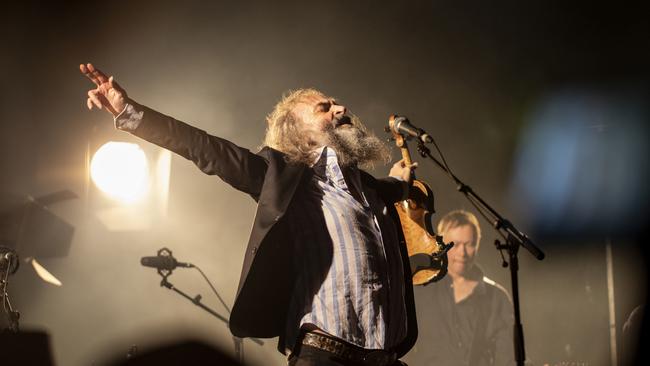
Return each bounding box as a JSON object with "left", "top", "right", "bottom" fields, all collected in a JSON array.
[{"left": 405, "top": 266, "right": 515, "bottom": 366}]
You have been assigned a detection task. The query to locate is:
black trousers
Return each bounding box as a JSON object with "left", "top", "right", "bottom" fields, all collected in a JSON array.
[{"left": 287, "top": 345, "right": 406, "bottom": 366}]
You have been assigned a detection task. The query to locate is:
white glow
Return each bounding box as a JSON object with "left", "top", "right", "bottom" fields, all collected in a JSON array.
[
  {"left": 155, "top": 150, "right": 172, "bottom": 217},
  {"left": 30, "top": 258, "right": 62, "bottom": 286},
  {"left": 90, "top": 142, "right": 149, "bottom": 203}
]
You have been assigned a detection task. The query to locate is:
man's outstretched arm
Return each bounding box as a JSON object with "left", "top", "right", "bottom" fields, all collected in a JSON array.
[{"left": 80, "top": 63, "right": 268, "bottom": 197}]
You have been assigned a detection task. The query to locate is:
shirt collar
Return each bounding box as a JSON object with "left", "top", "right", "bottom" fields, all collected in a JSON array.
[
  {"left": 443, "top": 264, "right": 488, "bottom": 299},
  {"left": 312, "top": 147, "right": 345, "bottom": 186},
  {"left": 310, "top": 146, "right": 328, "bottom": 167}
]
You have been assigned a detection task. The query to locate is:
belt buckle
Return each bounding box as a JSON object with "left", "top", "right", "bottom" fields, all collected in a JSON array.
[{"left": 362, "top": 350, "right": 395, "bottom": 366}]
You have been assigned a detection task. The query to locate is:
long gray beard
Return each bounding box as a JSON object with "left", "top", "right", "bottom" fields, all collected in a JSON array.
[{"left": 325, "top": 116, "right": 391, "bottom": 168}]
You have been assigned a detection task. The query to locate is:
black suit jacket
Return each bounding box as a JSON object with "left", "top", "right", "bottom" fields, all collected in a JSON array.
[{"left": 129, "top": 103, "right": 418, "bottom": 357}]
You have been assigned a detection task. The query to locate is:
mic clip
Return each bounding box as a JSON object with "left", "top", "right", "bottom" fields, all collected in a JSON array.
[
  {"left": 156, "top": 247, "right": 175, "bottom": 280},
  {"left": 387, "top": 115, "right": 433, "bottom": 144},
  {"left": 0, "top": 247, "right": 19, "bottom": 275}
]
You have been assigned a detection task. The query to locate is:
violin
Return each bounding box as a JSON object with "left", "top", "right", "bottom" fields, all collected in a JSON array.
[{"left": 387, "top": 115, "right": 453, "bottom": 285}]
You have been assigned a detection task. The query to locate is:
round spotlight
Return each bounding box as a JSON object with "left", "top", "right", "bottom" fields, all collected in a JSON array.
[{"left": 90, "top": 142, "right": 149, "bottom": 203}]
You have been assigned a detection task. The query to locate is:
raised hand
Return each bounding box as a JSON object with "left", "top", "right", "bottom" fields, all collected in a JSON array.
[
  {"left": 80, "top": 63, "right": 128, "bottom": 116},
  {"left": 389, "top": 158, "right": 418, "bottom": 183}
]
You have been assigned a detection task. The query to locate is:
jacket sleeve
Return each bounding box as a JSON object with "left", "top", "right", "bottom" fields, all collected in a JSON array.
[
  {"left": 374, "top": 176, "right": 409, "bottom": 203},
  {"left": 124, "top": 102, "right": 268, "bottom": 197}
]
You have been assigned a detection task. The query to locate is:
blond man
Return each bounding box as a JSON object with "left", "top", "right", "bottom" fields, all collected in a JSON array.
[{"left": 409, "top": 210, "right": 514, "bottom": 366}]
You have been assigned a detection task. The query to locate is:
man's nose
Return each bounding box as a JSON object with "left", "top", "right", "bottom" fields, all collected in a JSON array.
[
  {"left": 458, "top": 243, "right": 468, "bottom": 256},
  {"left": 332, "top": 104, "right": 346, "bottom": 116}
]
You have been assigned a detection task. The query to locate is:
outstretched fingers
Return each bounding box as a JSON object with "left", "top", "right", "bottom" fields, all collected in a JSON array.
[
  {"left": 108, "top": 75, "right": 125, "bottom": 94},
  {"left": 80, "top": 63, "right": 98, "bottom": 86},
  {"left": 88, "top": 89, "right": 103, "bottom": 109},
  {"left": 88, "top": 63, "right": 109, "bottom": 84},
  {"left": 80, "top": 63, "right": 109, "bottom": 86},
  {"left": 396, "top": 159, "right": 418, "bottom": 169}
]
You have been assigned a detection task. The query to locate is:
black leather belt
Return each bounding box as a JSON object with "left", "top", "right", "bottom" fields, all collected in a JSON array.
[{"left": 300, "top": 332, "right": 397, "bottom": 366}]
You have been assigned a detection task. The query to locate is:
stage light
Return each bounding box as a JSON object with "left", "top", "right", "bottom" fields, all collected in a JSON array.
[{"left": 90, "top": 142, "right": 150, "bottom": 203}]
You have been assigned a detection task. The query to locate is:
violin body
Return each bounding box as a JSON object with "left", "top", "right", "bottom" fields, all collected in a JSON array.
[
  {"left": 388, "top": 115, "right": 452, "bottom": 286},
  {"left": 395, "top": 179, "right": 449, "bottom": 285}
]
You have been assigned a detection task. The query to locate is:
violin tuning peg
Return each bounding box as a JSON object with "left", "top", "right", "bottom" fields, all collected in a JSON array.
[{"left": 383, "top": 126, "right": 391, "bottom": 133}]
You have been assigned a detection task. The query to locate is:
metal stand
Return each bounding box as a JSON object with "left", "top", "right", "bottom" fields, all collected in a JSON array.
[
  {"left": 0, "top": 249, "right": 20, "bottom": 333},
  {"left": 155, "top": 265, "right": 263, "bottom": 364},
  {"left": 415, "top": 141, "right": 545, "bottom": 366},
  {"left": 160, "top": 277, "right": 230, "bottom": 324}
]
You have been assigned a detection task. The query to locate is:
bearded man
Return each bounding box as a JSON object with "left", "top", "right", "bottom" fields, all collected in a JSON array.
[{"left": 81, "top": 63, "right": 418, "bottom": 366}]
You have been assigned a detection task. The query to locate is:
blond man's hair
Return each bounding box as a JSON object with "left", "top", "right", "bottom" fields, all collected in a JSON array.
[
  {"left": 262, "top": 88, "right": 326, "bottom": 165},
  {"left": 437, "top": 210, "right": 482, "bottom": 248}
]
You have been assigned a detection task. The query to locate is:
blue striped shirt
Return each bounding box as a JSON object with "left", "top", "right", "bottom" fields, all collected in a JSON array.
[{"left": 284, "top": 147, "right": 407, "bottom": 351}]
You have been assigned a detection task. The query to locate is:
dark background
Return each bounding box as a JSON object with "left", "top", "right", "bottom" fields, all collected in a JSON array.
[{"left": 1, "top": 1, "right": 648, "bottom": 365}]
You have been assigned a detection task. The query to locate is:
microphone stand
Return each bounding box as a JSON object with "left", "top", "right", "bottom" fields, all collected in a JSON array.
[
  {"left": 156, "top": 273, "right": 263, "bottom": 364},
  {"left": 1, "top": 249, "right": 20, "bottom": 333},
  {"left": 414, "top": 140, "right": 545, "bottom": 366}
]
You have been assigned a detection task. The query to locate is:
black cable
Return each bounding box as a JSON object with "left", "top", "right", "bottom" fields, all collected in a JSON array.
[
  {"left": 192, "top": 265, "right": 232, "bottom": 314},
  {"left": 428, "top": 135, "right": 458, "bottom": 183},
  {"left": 420, "top": 138, "right": 508, "bottom": 242}
]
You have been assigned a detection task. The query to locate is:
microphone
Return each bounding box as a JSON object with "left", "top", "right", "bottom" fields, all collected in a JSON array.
[
  {"left": 0, "top": 248, "right": 19, "bottom": 274},
  {"left": 390, "top": 116, "right": 433, "bottom": 143},
  {"left": 140, "top": 255, "right": 193, "bottom": 270}
]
